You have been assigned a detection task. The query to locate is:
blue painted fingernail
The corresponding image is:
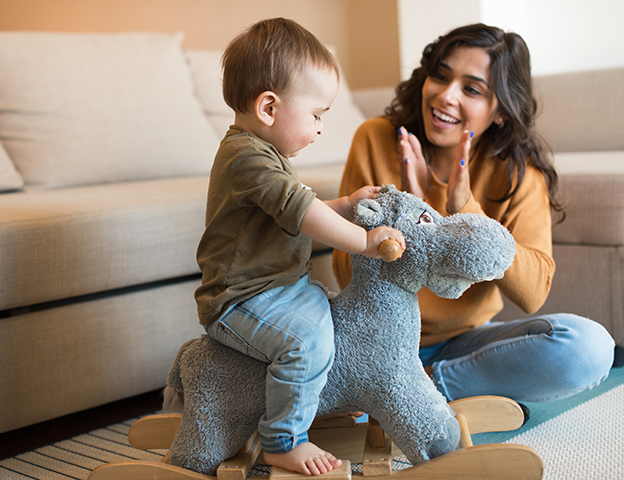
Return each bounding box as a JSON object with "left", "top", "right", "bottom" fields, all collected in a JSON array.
[
  {"left": 405, "top": 158, "right": 409, "bottom": 164},
  {"left": 470, "top": 130, "right": 475, "bottom": 138},
  {"left": 461, "top": 159, "right": 465, "bottom": 167}
]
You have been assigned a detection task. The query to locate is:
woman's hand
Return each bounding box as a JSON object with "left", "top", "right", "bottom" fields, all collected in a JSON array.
[
  {"left": 398, "top": 127, "right": 427, "bottom": 198},
  {"left": 446, "top": 130, "right": 473, "bottom": 213}
]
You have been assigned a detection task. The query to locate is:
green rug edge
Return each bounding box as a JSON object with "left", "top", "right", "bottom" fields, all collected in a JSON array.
[{"left": 472, "top": 365, "right": 624, "bottom": 445}]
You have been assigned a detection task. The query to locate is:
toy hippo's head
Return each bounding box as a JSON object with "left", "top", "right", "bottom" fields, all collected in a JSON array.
[{"left": 353, "top": 185, "right": 516, "bottom": 298}]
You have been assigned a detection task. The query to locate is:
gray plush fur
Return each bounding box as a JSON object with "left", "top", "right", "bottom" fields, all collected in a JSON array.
[{"left": 164, "top": 185, "right": 516, "bottom": 475}]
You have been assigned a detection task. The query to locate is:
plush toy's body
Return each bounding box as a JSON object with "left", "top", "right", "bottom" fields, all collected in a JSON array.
[{"left": 164, "top": 185, "right": 516, "bottom": 475}]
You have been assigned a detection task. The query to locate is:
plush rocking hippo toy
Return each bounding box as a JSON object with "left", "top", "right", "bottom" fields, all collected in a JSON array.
[{"left": 163, "top": 185, "right": 516, "bottom": 475}]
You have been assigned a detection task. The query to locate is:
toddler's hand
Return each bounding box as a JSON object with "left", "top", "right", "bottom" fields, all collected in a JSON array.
[
  {"left": 348, "top": 186, "right": 381, "bottom": 210},
  {"left": 364, "top": 226, "right": 405, "bottom": 261}
]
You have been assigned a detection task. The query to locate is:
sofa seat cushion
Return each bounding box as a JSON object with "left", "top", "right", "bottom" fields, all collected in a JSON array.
[
  {"left": 0, "top": 164, "right": 344, "bottom": 311},
  {"left": 0, "top": 177, "right": 210, "bottom": 311},
  {"left": 0, "top": 32, "right": 220, "bottom": 190},
  {"left": 553, "top": 151, "right": 624, "bottom": 245}
]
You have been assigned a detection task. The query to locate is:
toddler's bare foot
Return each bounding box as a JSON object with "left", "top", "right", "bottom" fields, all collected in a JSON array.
[
  {"left": 315, "top": 411, "right": 364, "bottom": 421},
  {"left": 264, "top": 442, "right": 342, "bottom": 475}
]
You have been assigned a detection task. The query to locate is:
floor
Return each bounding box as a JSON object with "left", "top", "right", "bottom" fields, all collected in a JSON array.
[{"left": 0, "top": 388, "right": 163, "bottom": 460}]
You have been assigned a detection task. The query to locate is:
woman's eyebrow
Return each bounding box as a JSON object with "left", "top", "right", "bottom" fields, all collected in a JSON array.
[{"left": 439, "top": 62, "right": 490, "bottom": 88}]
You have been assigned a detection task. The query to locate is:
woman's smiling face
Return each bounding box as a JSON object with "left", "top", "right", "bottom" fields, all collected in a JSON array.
[{"left": 421, "top": 46, "right": 502, "bottom": 158}]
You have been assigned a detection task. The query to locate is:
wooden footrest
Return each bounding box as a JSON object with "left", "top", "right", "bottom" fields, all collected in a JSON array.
[{"left": 270, "top": 460, "right": 351, "bottom": 480}]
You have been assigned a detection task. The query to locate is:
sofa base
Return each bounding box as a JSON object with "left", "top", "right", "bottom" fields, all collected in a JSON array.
[
  {"left": 0, "top": 276, "right": 204, "bottom": 434},
  {"left": 496, "top": 243, "right": 624, "bottom": 347}
]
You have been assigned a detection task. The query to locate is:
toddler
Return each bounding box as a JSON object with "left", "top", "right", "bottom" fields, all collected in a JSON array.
[{"left": 195, "top": 17, "right": 405, "bottom": 476}]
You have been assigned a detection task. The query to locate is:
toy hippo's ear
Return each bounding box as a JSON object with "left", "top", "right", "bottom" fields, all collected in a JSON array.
[{"left": 355, "top": 198, "right": 385, "bottom": 229}]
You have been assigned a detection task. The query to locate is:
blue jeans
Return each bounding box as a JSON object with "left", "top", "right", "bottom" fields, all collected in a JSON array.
[
  {"left": 207, "top": 274, "right": 334, "bottom": 454},
  {"left": 420, "top": 314, "right": 615, "bottom": 402}
]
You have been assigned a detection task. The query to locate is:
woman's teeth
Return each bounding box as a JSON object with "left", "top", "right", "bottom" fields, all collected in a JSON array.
[{"left": 433, "top": 109, "right": 460, "bottom": 124}]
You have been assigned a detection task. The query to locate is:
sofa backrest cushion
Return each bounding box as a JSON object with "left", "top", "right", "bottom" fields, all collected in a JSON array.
[
  {"left": 534, "top": 67, "right": 624, "bottom": 153},
  {"left": 0, "top": 32, "right": 220, "bottom": 190},
  {"left": 0, "top": 142, "right": 23, "bottom": 192},
  {"left": 186, "top": 48, "right": 366, "bottom": 169}
]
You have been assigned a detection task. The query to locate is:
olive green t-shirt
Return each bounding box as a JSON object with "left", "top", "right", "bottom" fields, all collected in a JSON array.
[{"left": 195, "top": 126, "right": 317, "bottom": 325}]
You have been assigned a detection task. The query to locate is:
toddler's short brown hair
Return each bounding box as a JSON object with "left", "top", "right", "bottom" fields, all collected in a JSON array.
[{"left": 222, "top": 17, "right": 339, "bottom": 113}]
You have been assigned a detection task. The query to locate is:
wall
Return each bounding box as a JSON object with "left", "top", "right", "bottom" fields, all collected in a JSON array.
[
  {"left": 2, "top": 0, "right": 619, "bottom": 89},
  {"left": 398, "top": 0, "right": 624, "bottom": 80},
  {"left": 0, "top": 0, "right": 401, "bottom": 89},
  {"left": 397, "top": 0, "right": 480, "bottom": 80}
]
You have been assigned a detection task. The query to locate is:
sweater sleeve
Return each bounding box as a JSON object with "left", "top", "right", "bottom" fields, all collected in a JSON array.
[
  {"left": 492, "top": 166, "right": 555, "bottom": 313},
  {"left": 333, "top": 118, "right": 399, "bottom": 289}
]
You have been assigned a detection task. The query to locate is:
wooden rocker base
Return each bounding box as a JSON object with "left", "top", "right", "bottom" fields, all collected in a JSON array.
[{"left": 87, "top": 396, "right": 543, "bottom": 480}]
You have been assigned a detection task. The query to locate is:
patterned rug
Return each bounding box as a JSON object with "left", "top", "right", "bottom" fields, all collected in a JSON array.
[{"left": 2, "top": 366, "right": 622, "bottom": 480}]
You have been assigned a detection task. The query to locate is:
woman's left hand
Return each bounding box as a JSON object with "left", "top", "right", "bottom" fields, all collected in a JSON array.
[
  {"left": 398, "top": 127, "right": 427, "bottom": 198},
  {"left": 446, "top": 130, "right": 473, "bottom": 213}
]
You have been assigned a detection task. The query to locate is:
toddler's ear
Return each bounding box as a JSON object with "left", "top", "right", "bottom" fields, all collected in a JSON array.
[{"left": 255, "top": 91, "right": 278, "bottom": 127}]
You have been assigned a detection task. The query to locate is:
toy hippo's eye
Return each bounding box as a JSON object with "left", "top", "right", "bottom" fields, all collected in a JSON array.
[{"left": 418, "top": 212, "right": 434, "bottom": 224}]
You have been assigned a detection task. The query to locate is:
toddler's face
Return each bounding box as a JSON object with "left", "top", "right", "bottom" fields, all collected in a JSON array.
[{"left": 269, "top": 65, "right": 339, "bottom": 159}]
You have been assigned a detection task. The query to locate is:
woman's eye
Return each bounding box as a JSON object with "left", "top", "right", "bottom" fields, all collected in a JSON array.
[
  {"left": 465, "top": 85, "right": 482, "bottom": 96},
  {"left": 430, "top": 71, "right": 446, "bottom": 81},
  {"left": 314, "top": 115, "right": 321, "bottom": 121}
]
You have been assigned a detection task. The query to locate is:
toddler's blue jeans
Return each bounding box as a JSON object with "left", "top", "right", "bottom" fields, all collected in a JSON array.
[
  {"left": 420, "top": 313, "right": 615, "bottom": 402},
  {"left": 207, "top": 274, "right": 333, "bottom": 454}
]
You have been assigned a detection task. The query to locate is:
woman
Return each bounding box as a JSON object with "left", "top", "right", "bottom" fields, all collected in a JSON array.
[{"left": 333, "top": 24, "right": 614, "bottom": 404}]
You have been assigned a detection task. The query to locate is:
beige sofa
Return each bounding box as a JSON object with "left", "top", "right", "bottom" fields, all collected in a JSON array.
[
  {"left": 1, "top": 31, "right": 621, "bottom": 436},
  {"left": 0, "top": 32, "right": 362, "bottom": 434}
]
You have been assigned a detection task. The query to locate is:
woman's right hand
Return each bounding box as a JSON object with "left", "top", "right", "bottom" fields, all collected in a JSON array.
[{"left": 398, "top": 126, "right": 427, "bottom": 198}]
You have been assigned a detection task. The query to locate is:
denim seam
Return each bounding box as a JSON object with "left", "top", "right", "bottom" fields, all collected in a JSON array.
[{"left": 433, "top": 332, "right": 554, "bottom": 402}]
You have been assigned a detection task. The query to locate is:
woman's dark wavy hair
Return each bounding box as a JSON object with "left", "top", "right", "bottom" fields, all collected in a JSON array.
[{"left": 386, "top": 23, "right": 564, "bottom": 219}]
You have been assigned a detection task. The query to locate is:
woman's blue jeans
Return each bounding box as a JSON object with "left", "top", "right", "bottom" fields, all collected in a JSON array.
[
  {"left": 207, "top": 274, "right": 334, "bottom": 454},
  {"left": 420, "top": 313, "right": 615, "bottom": 402}
]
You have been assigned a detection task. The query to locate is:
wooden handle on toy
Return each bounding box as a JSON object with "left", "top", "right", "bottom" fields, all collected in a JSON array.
[{"left": 379, "top": 239, "right": 401, "bottom": 261}]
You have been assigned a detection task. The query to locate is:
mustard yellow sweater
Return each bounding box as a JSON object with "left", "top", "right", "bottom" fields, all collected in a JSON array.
[{"left": 333, "top": 117, "right": 555, "bottom": 346}]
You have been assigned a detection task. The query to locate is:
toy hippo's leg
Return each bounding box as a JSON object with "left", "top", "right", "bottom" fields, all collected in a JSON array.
[
  {"left": 328, "top": 290, "right": 460, "bottom": 465},
  {"left": 364, "top": 367, "right": 460, "bottom": 464},
  {"left": 167, "top": 336, "right": 267, "bottom": 475}
]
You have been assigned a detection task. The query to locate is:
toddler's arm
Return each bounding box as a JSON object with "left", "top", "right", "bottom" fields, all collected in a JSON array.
[
  {"left": 324, "top": 186, "right": 380, "bottom": 222},
  {"left": 300, "top": 193, "right": 405, "bottom": 261}
]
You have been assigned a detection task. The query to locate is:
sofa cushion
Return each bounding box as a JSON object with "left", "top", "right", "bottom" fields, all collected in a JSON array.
[
  {"left": 0, "top": 32, "right": 220, "bottom": 190},
  {"left": 186, "top": 48, "right": 366, "bottom": 169},
  {"left": 534, "top": 67, "right": 624, "bottom": 153},
  {"left": 552, "top": 151, "right": 624, "bottom": 245},
  {"left": 0, "top": 164, "right": 342, "bottom": 311},
  {"left": 0, "top": 141, "right": 23, "bottom": 192},
  {"left": 0, "top": 177, "right": 209, "bottom": 311}
]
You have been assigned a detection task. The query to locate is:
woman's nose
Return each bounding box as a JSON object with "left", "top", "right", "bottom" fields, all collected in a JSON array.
[{"left": 439, "top": 81, "right": 460, "bottom": 104}]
